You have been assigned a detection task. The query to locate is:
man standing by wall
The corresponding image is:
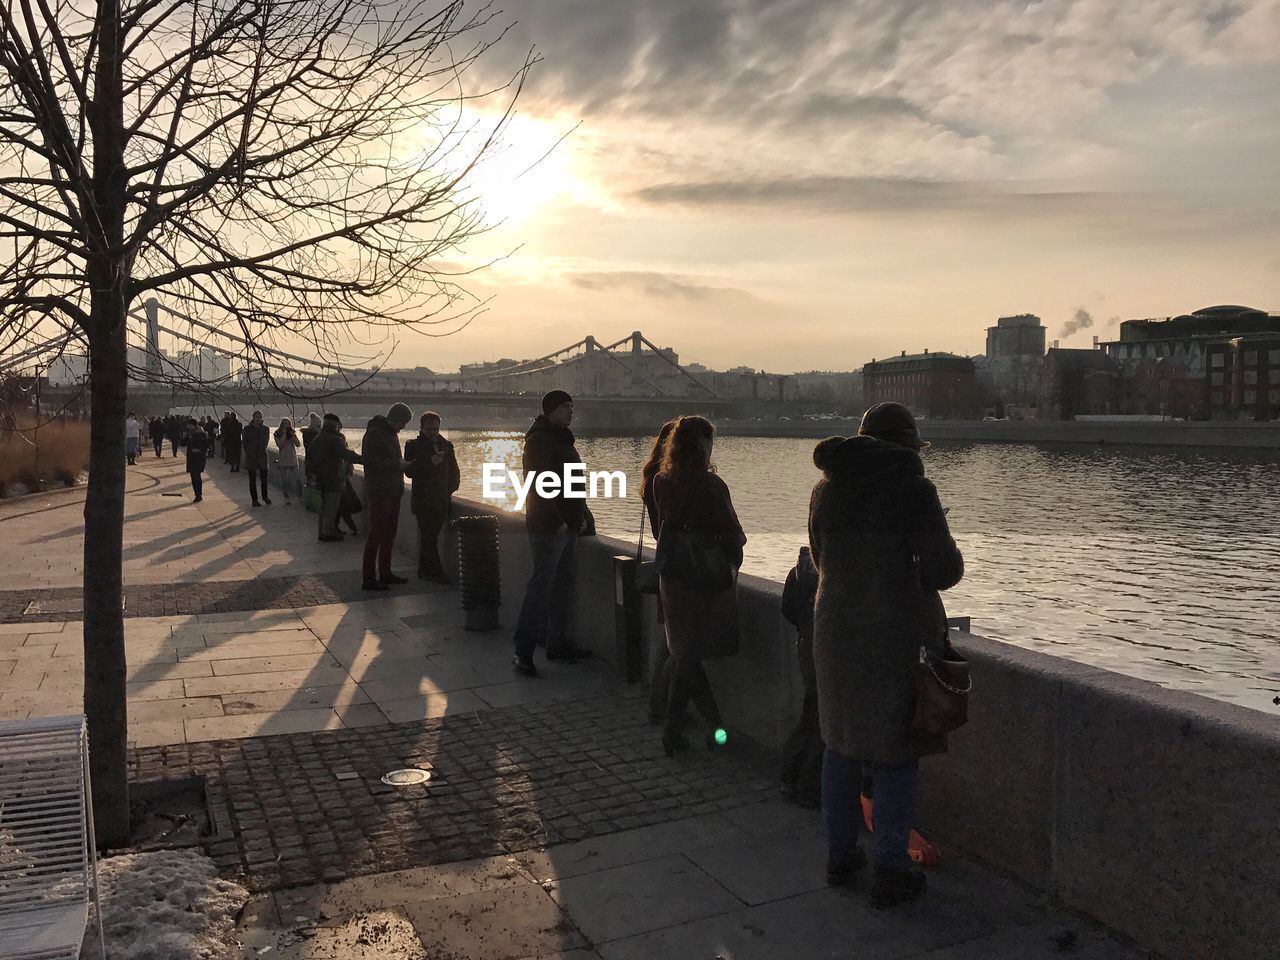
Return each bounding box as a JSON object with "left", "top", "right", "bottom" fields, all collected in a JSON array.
[
  {"left": 361, "top": 402, "right": 413, "bottom": 591},
  {"left": 404, "top": 411, "right": 460, "bottom": 583},
  {"left": 308, "top": 414, "right": 361, "bottom": 541},
  {"left": 242, "top": 410, "right": 272, "bottom": 507},
  {"left": 510, "top": 390, "right": 594, "bottom": 678}
]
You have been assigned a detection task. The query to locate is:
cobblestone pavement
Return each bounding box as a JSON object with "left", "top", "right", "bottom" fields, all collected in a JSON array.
[{"left": 130, "top": 690, "right": 780, "bottom": 892}]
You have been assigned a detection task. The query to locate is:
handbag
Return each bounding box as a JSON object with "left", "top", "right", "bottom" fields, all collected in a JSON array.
[
  {"left": 339, "top": 480, "right": 363, "bottom": 516},
  {"left": 911, "top": 630, "right": 971, "bottom": 734},
  {"left": 654, "top": 475, "right": 735, "bottom": 591},
  {"left": 634, "top": 499, "right": 659, "bottom": 594}
]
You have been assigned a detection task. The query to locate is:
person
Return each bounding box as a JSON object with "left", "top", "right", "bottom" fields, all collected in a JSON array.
[
  {"left": 149, "top": 414, "right": 166, "bottom": 458},
  {"left": 641, "top": 419, "right": 677, "bottom": 723},
  {"left": 510, "top": 391, "right": 596, "bottom": 677},
  {"left": 274, "top": 418, "right": 302, "bottom": 506},
  {"left": 308, "top": 413, "right": 362, "bottom": 541},
  {"left": 650, "top": 415, "right": 745, "bottom": 756},
  {"left": 360, "top": 403, "right": 413, "bottom": 591},
  {"left": 204, "top": 416, "right": 220, "bottom": 453},
  {"left": 242, "top": 410, "right": 272, "bottom": 506},
  {"left": 404, "top": 412, "right": 460, "bottom": 583},
  {"left": 222, "top": 411, "right": 242, "bottom": 471},
  {"left": 185, "top": 418, "right": 209, "bottom": 502},
  {"left": 124, "top": 412, "right": 140, "bottom": 465},
  {"left": 301, "top": 412, "right": 323, "bottom": 487},
  {"left": 338, "top": 460, "right": 361, "bottom": 536},
  {"left": 808, "top": 401, "right": 963, "bottom": 908},
  {"left": 779, "top": 545, "right": 822, "bottom": 808},
  {"left": 166, "top": 415, "right": 183, "bottom": 457}
]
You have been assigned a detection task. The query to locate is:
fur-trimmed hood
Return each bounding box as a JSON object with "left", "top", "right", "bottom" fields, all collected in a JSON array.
[{"left": 812, "top": 435, "right": 923, "bottom": 487}]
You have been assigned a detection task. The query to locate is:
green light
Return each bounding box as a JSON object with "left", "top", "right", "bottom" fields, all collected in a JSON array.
[{"left": 713, "top": 727, "right": 728, "bottom": 746}]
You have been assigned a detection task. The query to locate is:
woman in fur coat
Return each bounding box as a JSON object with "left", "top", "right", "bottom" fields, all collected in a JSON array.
[{"left": 808, "top": 401, "right": 963, "bottom": 908}]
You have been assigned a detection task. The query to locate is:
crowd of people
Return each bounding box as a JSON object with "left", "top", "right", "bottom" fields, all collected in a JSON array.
[
  {"left": 128, "top": 392, "right": 961, "bottom": 910},
  {"left": 507, "top": 390, "right": 964, "bottom": 910}
]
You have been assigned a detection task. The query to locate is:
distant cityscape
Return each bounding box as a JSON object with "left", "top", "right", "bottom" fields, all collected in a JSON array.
[{"left": 33, "top": 303, "right": 1280, "bottom": 423}]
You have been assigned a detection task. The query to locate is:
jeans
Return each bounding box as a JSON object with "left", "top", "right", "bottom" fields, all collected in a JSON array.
[
  {"left": 416, "top": 510, "right": 447, "bottom": 576},
  {"left": 278, "top": 466, "right": 301, "bottom": 500},
  {"left": 663, "top": 653, "right": 721, "bottom": 732},
  {"left": 512, "top": 529, "right": 577, "bottom": 658},
  {"left": 362, "top": 496, "right": 402, "bottom": 581},
  {"left": 319, "top": 488, "right": 341, "bottom": 537},
  {"left": 822, "top": 749, "right": 918, "bottom": 872},
  {"left": 171, "top": 439, "right": 179, "bottom": 456},
  {"left": 189, "top": 471, "right": 203, "bottom": 499},
  {"left": 248, "top": 467, "right": 269, "bottom": 503},
  {"left": 153, "top": 439, "right": 163, "bottom": 457}
]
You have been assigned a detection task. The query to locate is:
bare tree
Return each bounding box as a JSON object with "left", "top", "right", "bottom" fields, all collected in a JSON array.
[{"left": 0, "top": 0, "right": 526, "bottom": 844}]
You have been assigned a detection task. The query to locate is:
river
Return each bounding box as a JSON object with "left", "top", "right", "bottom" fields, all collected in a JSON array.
[{"left": 436, "top": 430, "right": 1278, "bottom": 717}]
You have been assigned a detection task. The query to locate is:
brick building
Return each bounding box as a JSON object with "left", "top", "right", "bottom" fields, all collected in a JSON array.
[
  {"left": 1100, "top": 305, "right": 1280, "bottom": 419},
  {"left": 1205, "top": 337, "right": 1280, "bottom": 420},
  {"left": 862, "top": 351, "right": 978, "bottom": 419}
]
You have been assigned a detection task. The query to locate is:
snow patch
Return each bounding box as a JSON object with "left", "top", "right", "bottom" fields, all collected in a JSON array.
[{"left": 80, "top": 848, "right": 248, "bottom": 960}]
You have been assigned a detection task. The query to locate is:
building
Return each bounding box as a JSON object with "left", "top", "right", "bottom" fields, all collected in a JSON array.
[
  {"left": 1040, "top": 348, "right": 1117, "bottom": 420},
  {"left": 862, "top": 351, "right": 978, "bottom": 419},
  {"left": 790, "top": 370, "right": 864, "bottom": 405},
  {"left": 981, "top": 314, "right": 1045, "bottom": 413},
  {"left": 1100, "top": 305, "right": 1280, "bottom": 419},
  {"left": 170, "top": 349, "right": 232, "bottom": 385},
  {"left": 1205, "top": 336, "right": 1280, "bottom": 421},
  {"left": 45, "top": 354, "right": 89, "bottom": 387}
]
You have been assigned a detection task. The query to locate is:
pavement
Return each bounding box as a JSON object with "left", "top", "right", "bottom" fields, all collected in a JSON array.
[{"left": 0, "top": 454, "right": 1151, "bottom": 959}]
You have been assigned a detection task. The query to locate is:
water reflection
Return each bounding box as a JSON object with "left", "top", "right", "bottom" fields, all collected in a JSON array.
[{"left": 446, "top": 432, "right": 1280, "bottom": 715}]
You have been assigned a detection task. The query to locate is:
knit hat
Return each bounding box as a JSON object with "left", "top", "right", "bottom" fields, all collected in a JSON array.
[
  {"left": 858, "top": 401, "right": 928, "bottom": 449},
  {"left": 541, "top": 390, "right": 573, "bottom": 415},
  {"left": 387, "top": 402, "right": 413, "bottom": 424}
]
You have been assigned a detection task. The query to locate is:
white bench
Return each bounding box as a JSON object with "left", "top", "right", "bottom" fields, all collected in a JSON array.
[{"left": 0, "top": 715, "right": 105, "bottom": 960}]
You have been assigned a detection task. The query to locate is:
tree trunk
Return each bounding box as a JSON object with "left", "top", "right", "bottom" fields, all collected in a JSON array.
[
  {"left": 83, "top": 318, "right": 130, "bottom": 847},
  {"left": 84, "top": 0, "right": 131, "bottom": 847}
]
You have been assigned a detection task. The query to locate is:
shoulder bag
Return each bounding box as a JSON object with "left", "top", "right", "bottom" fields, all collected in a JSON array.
[
  {"left": 911, "top": 628, "right": 971, "bottom": 734},
  {"left": 654, "top": 474, "right": 735, "bottom": 591},
  {"left": 634, "top": 499, "right": 660, "bottom": 594}
]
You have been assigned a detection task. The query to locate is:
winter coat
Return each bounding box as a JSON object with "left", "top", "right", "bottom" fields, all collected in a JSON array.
[
  {"left": 808, "top": 435, "right": 963, "bottom": 765},
  {"left": 522, "top": 415, "right": 586, "bottom": 533},
  {"left": 242, "top": 422, "right": 270, "bottom": 471},
  {"left": 308, "top": 427, "right": 360, "bottom": 492},
  {"left": 221, "top": 416, "right": 241, "bottom": 454},
  {"left": 185, "top": 427, "right": 209, "bottom": 474},
  {"left": 361, "top": 416, "right": 405, "bottom": 500},
  {"left": 782, "top": 546, "right": 820, "bottom": 693},
  {"left": 274, "top": 427, "right": 301, "bottom": 468},
  {"left": 404, "top": 435, "right": 460, "bottom": 516},
  {"left": 149, "top": 418, "right": 166, "bottom": 442},
  {"left": 125, "top": 417, "right": 140, "bottom": 440},
  {"left": 651, "top": 470, "right": 747, "bottom": 659},
  {"left": 166, "top": 418, "right": 183, "bottom": 441}
]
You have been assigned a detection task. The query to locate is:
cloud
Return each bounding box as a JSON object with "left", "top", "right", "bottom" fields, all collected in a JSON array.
[
  {"left": 1059, "top": 308, "right": 1095, "bottom": 338},
  {"left": 567, "top": 270, "right": 761, "bottom": 303}
]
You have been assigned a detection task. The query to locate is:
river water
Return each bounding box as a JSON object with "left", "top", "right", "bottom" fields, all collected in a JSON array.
[{"left": 430, "top": 430, "right": 1278, "bottom": 716}]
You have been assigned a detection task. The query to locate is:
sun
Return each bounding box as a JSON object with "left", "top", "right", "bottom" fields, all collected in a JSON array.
[{"left": 453, "top": 110, "right": 583, "bottom": 227}]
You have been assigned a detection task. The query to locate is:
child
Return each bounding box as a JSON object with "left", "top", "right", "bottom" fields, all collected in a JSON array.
[
  {"left": 779, "top": 545, "right": 822, "bottom": 808},
  {"left": 337, "top": 459, "right": 361, "bottom": 536}
]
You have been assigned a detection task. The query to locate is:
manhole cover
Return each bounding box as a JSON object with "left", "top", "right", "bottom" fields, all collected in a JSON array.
[{"left": 381, "top": 769, "right": 432, "bottom": 786}]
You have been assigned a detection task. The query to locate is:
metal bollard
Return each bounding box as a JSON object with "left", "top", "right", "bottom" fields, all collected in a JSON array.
[
  {"left": 612, "top": 555, "right": 643, "bottom": 683},
  {"left": 454, "top": 515, "right": 501, "bottom": 631}
]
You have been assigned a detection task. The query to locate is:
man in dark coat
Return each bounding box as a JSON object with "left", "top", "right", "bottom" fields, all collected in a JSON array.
[
  {"left": 148, "top": 415, "right": 166, "bottom": 458},
  {"left": 360, "top": 403, "right": 413, "bottom": 590},
  {"left": 404, "top": 411, "right": 460, "bottom": 582},
  {"left": 221, "top": 411, "right": 242, "bottom": 471},
  {"left": 308, "top": 414, "right": 361, "bottom": 541},
  {"left": 510, "top": 390, "right": 594, "bottom": 677},
  {"left": 242, "top": 410, "right": 272, "bottom": 506},
  {"left": 301, "top": 412, "right": 322, "bottom": 486},
  {"left": 184, "top": 419, "right": 209, "bottom": 502},
  {"left": 165, "top": 415, "right": 183, "bottom": 456},
  {"left": 808, "top": 401, "right": 963, "bottom": 908}
]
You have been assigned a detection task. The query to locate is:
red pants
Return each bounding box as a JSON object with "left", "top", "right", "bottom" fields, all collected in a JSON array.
[{"left": 362, "top": 496, "right": 401, "bottom": 581}]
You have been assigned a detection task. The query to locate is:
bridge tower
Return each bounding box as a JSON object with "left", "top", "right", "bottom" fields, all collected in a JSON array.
[{"left": 144, "top": 297, "right": 161, "bottom": 377}]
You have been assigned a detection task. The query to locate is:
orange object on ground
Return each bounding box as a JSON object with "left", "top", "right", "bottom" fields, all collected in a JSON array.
[{"left": 860, "top": 794, "right": 942, "bottom": 868}]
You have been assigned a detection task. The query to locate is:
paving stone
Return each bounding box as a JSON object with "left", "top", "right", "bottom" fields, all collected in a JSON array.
[{"left": 402, "top": 883, "right": 585, "bottom": 960}]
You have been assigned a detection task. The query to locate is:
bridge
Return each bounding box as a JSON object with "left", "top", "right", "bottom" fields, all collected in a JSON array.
[{"left": 0, "top": 299, "right": 746, "bottom": 428}]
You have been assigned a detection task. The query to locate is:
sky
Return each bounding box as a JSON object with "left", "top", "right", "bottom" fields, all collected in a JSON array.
[{"left": 393, "top": 0, "right": 1280, "bottom": 375}]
